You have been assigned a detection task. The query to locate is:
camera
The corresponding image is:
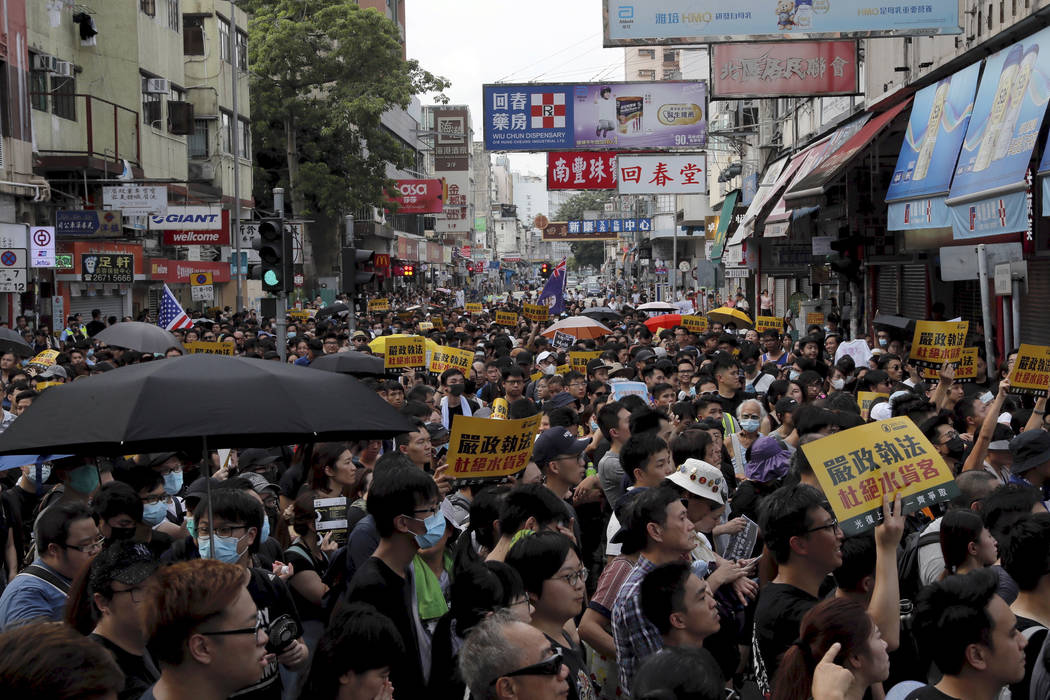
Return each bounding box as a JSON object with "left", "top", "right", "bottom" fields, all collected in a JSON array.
[{"left": 264, "top": 614, "right": 302, "bottom": 655}]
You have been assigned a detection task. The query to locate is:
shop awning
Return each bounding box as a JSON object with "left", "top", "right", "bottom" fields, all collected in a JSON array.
[
  {"left": 727, "top": 156, "right": 789, "bottom": 247},
  {"left": 710, "top": 189, "right": 740, "bottom": 261},
  {"left": 785, "top": 98, "right": 913, "bottom": 207},
  {"left": 946, "top": 26, "right": 1050, "bottom": 239},
  {"left": 885, "top": 63, "right": 980, "bottom": 231},
  {"left": 763, "top": 137, "right": 831, "bottom": 237}
]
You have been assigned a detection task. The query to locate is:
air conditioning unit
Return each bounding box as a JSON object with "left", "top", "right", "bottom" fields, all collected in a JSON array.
[
  {"left": 145, "top": 78, "right": 169, "bottom": 94},
  {"left": 33, "top": 54, "right": 57, "bottom": 72},
  {"left": 187, "top": 161, "right": 215, "bottom": 181},
  {"left": 54, "top": 61, "right": 73, "bottom": 78}
]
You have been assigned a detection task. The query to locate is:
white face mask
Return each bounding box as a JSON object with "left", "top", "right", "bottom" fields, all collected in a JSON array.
[
  {"left": 831, "top": 378, "right": 845, "bottom": 391},
  {"left": 543, "top": 364, "right": 557, "bottom": 376}
]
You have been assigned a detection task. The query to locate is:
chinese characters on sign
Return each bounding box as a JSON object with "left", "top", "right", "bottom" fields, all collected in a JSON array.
[
  {"left": 81, "top": 253, "right": 133, "bottom": 283},
  {"left": 102, "top": 185, "right": 167, "bottom": 216},
  {"left": 56, "top": 210, "right": 123, "bottom": 236},
  {"left": 547, "top": 152, "right": 619, "bottom": 190},
  {"left": 1007, "top": 344, "right": 1050, "bottom": 397},
  {"left": 494, "top": 311, "right": 519, "bottom": 327},
  {"left": 429, "top": 346, "right": 474, "bottom": 374},
  {"left": 542, "top": 219, "right": 652, "bottom": 242},
  {"left": 681, "top": 315, "right": 709, "bottom": 333},
  {"left": 755, "top": 316, "right": 782, "bottom": 333},
  {"left": 803, "top": 417, "right": 959, "bottom": 535},
  {"left": 464, "top": 302, "right": 483, "bottom": 314},
  {"left": 367, "top": 298, "right": 390, "bottom": 312},
  {"left": 909, "top": 320, "right": 968, "bottom": 370},
  {"left": 617, "top": 153, "right": 707, "bottom": 194},
  {"left": 383, "top": 336, "right": 427, "bottom": 371},
  {"left": 184, "top": 341, "right": 236, "bottom": 356},
  {"left": 433, "top": 107, "right": 469, "bottom": 171},
  {"left": 954, "top": 347, "right": 979, "bottom": 382},
  {"left": 569, "top": 351, "right": 602, "bottom": 373},
  {"left": 446, "top": 414, "right": 544, "bottom": 479},
  {"left": 522, "top": 304, "right": 550, "bottom": 322},
  {"left": 711, "top": 41, "right": 859, "bottom": 99}
]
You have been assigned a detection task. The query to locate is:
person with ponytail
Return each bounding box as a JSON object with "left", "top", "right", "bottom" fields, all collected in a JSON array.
[
  {"left": 771, "top": 597, "right": 889, "bottom": 700},
  {"left": 939, "top": 509, "right": 998, "bottom": 579}
]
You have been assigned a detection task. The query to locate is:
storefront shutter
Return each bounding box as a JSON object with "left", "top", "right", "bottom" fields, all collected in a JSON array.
[
  {"left": 774, "top": 277, "right": 789, "bottom": 317},
  {"left": 900, "top": 264, "right": 929, "bottom": 320},
  {"left": 1020, "top": 259, "right": 1050, "bottom": 345},
  {"left": 68, "top": 290, "right": 124, "bottom": 323},
  {"left": 876, "top": 265, "right": 899, "bottom": 316}
]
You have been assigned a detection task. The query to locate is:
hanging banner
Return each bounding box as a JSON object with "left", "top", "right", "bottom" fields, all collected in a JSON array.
[
  {"left": 483, "top": 81, "right": 706, "bottom": 152},
  {"left": 387, "top": 179, "right": 445, "bottom": 214},
  {"left": 183, "top": 341, "right": 235, "bottom": 356},
  {"left": 711, "top": 41, "right": 860, "bottom": 99},
  {"left": 602, "top": 0, "right": 962, "bottom": 45},
  {"left": 367, "top": 298, "right": 390, "bottom": 312},
  {"left": 547, "top": 152, "right": 620, "bottom": 190},
  {"left": 383, "top": 335, "right": 427, "bottom": 371},
  {"left": 908, "top": 320, "right": 968, "bottom": 369},
  {"left": 429, "top": 345, "right": 474, "bottom": 374},
  {"left": 948, "top": 27, "right": 1050, "bottom": 238},
  {"left": 681, "top": 315, "right": 709, "bottom": 333},
  {"left": 522, "top": 303, "right": 550, "bottom": 322},
  {"left": 1007, "top": 344, "right": 1050, "bottom": 397},
  {"left": 803, "top": 416, "right": 959, "bottom": 536},
  {"left": 569, "top": 351, "right": 602, "bottom": 373},
  {"left": 494, "top": 311, "right": 518, "bottom": 327},
  {"left": 617, "top": 153, "right": 707, "bottom": 195},
  {"left": 446, "top": 413, "right": 544, "bottom": 478}
]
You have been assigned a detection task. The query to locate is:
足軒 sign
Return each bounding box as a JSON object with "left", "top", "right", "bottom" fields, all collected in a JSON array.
[
  {"left": 617, "top": 153, "right": 707, "bottom": 195},
  {"left": 446, "top": 413, "right": 544, "bottom": 479},
  {"left": 1007, "top": 344, "right": 1050, "bottom": 397},
  {"left": 81, "top": 253, "right": 133, "bottom": 283},
  {"left": 384, "top": 335, "right": 427, "bottom": 371}
]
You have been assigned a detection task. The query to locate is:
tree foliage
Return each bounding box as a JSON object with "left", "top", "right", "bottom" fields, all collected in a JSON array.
[
  {"left": 246, "top": 0, "right": 449, "bottom": 218},
  {"left": 554, "top": 191, "right": 611, "bottom": 271}
]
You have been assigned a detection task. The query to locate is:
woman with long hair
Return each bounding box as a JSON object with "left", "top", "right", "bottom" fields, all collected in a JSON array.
[
  {"left": 771, "top": 598, "right": 889, "bottom": 700},
  {"left": 939, "top": 508, "right": 998, "bottom": 578},
  {"left": 305, "top": 441, "right": 363, "bottom": 501}
]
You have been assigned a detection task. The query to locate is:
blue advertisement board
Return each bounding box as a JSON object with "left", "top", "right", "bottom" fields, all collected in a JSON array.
[
  {"left": 603, "top": 0, "right": 961, "bottom": 45},
  {"left": 483, "top": 81, "right": 706, "bottom": 152},
  {"left": 886, "top": 63, "right": 979, "bottom": 203},
  {"left": 1039, "top": 126, "right": 1050, "bottom": 215}
]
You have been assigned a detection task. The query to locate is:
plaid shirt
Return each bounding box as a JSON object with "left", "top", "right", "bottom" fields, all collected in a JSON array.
[{"left": 611, "top": 555, "right": 662, "bottom": 689}]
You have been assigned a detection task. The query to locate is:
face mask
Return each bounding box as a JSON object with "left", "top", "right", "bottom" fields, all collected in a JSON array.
[
  {"left": 831, "top": 378, "right": 845, "bottom": 391},
  {"left": 543, "top": 364, "right": 557, "bottom": 376},
  {"left": 824, "top": 325, "right": 832, "bottom": 333},
  {"left": 945, "top": 436, "right": 966, "bottom": 459},
  {"left": 260, "top": 516, "right": 271, "bottom": 543},
  {"left": 449, "top": 383, "right": 465, "bottom": 397},
  {"left": 69, "top": 464, "right": 99, "bottom": 494},
  {"left": 878, "top": 338, "right": 888, "bottom": 348},
  {"left": 740, "top": 418, "right": 761, "bottom": 433},
  {"left": 163, "top": 470, "right": 183, "bottom": 496},
  {"left": 287, "top": 331, "right": 296, "bottom": 338},
  {"left": 108, "top": 525, "right": 136, "bottom": 541},
  {"left": 142, "top": 501, "right": 168, "bottom": 526},
  {"left": 31, "top": 464, "right": 51, "bottom": 484},
  {"left": 413, "top": 511, "right": 446, "bottom": 549},
  {"left": 185, "top": 516, "right": 196, "bottom": 539},
  {"left": 198, "top": 532, "right": 249, "bottom": 563},
  {"left": 789, "top": 370, "right": 801, "bottom": 381}
]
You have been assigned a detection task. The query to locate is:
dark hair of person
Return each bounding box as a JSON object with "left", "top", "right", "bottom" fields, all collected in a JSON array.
[
  {"left": 982, "top": 483, "right": 1044, "bottom": 544},
  {"left": 504, "top": 530, "right": 580, "bottom": 599},
  {"left": 631, "top": 646, "right": 725, "bottom": 700},
  {"left": 113, "top": 464, "right": 164, "bottom": 495},
  {"left": 670, "top": 428, "right": 713, "bottom": 468},
  {"left": 597, "top": 401, "right": 626, "bottom": 442},
  {"left": 639, "top": 561, "right": 692, "bottom": 635},
  {"left": 448, "top": 561, "right": 525, "bottom": 636},
  {"left": 545, "top": 405, "right": 577, "bottom": 428},
  {"left": 758, "top": 484, "right": 828, "bottom": 564},
  {"left": 771, "top": 598, "right": 874, "bottom": 700},
  {"left": 0, "top": 622, "right": 125, "bottom": 699},
  {"left": 298, "top": 602, "right": 405, "bottom": 698},
  {"left": 497, "top": 483, "right": 570, "bottom": 537},
  {"left": 507, "top": 397, "right": 538, "bottom": 419},
  {"left": 912, "top": 567, "right": 999, "bottom": 676},
  {"left": 615, "top": 484, "right": 682, "bottom": 555},
  {"left": 622, "top": 433, "right": 669, "bottom": 486},
  {"left": 832, "top": 532, "right": 876, "bottom": 593},
  {"left": 939, "top": 509, "right": 986, "bottom": 578},
  {"left": 193, "top": 489, "right": 264, "bottom": 554},
  {"left": 394, "top": 418, "right": 427, "bottom": 449},
  {"left": 765, "top": 379, "right": 798, "bottom": 413},
  {"left": 1000, "top": 513, "right": 1050, "bottom": 591},
  {"left": 629, "top": 406, "right": 669, "bottom": 436},
  {"left": 92, "top": 480, "right": 144, "bottom": 524},
  {"left": 366, "top": 464, "right": 439, "bottom": 538},
  {"left": 671, "top": 400, "right": 697, "bottom": 424},
  {"left": 35, "top": 500, "right": 95, "bottom": 553},
  {"left": 453, "top": 485, "right": 510, "bottom": 571},
  {"left": 308, "top": 441, "right": 354, "bottom": 496},
  {"left": 291, "top": 490, "right": 318, "bottom": 535}
]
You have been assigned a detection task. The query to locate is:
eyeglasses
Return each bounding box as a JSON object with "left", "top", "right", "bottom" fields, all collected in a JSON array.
[
  {"left": 593, "top": 392, "right": 609, "bottom": 400},
  {"left": 491, "top": 650, "right": 564, "bottom": 684},
  {"left": 411, "top": 505, "right": 439, "bottom": 517},
  {"left": 110, "top": 585, "right": 148, "bottom": 603},
  {"left": 141, "top": 493, "right": 171, "bottom": 506},
  {"left": 937, "top": 430, "right": 960, "bottom": 444},
  {"left": 568, "top": 382, "right": 586, "bottom": 388},
  {"left": 64, "top": 536, "right": 105, "bottom": 554},
  {"left": 196, "top": 524, "right": 248, "bottom": 539},
  {"left": 200, "top": 610, "right": 267, "bottom": 643},
  {"left": 802, "top": 518, "right": 841, "bottom": 535},
  {"left": 551, "top": 567, "right": 588, "bottom": 586}
]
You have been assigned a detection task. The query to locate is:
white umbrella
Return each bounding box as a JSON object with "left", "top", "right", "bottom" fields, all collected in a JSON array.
[{"left": 636, "top": 301, "right": 677, "bottom": 313}]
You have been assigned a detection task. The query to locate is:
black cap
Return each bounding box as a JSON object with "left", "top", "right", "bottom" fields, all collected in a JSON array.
[
  {"left": 634, "top": 349, "right": 656, "bottom": 364},
  {"left": 139, "top": 452, "right": 178, "bottom": 468},
  {"left": 89, "top": 542, "right": 159, "bottom": 590},
  {"left": 532, "top": 426, "right": 589, "bottom": 467},
  {"left": 238, "top": 448, "right": 279, "bottom": 470},
  {"left": 1010, "top": 430, "right": 1050, "bottom": 474}
]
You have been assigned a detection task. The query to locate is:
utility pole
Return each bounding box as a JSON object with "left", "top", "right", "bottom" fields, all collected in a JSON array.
[
  {"left": 345, "top": 214, "right": 356, "bottom": 332},
  {"left": 230, "top": 0, "right": 243, "bottom": 311},
  {"left": 274, "top": 188, "right": 287, "bottom": 361}
]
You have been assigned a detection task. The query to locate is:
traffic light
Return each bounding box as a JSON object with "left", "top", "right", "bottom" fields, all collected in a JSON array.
[
  {"left": 828, "top": 235, "right": 863, "bottom": 282},
  {"left": 466, "top": 262, "right": 474, "bottom": 274},
  {"left": 539, "top": 262, "right": 551, "bottom": 278},
  {"left": 251, "top": 218, "right": 292, "bottom": 293},
  {"left": 403, "top": 264, "right": 415, "bottom": 278},
  {"left": 340, "top": 249, "right": 375, "bottom": 292}
]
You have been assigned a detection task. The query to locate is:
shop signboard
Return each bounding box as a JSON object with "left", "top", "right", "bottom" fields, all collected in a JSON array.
[
  {"left": 547, "top": 152, "right": 620, "bottom": 189},
  {"left": 542, "top": 219, "right": 652, "bottom": 242},
  {"left": 387, "top": 179, "right": 445, "bottom": 214},
  {"left": 711, "top": 41, "right": 859, "bottom": 99},
  {"left": 617, "top": 153, "right": 707, "bottom": 194}
]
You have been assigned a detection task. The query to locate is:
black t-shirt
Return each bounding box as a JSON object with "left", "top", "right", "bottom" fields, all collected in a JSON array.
[
  {"left": 717, "top": 391, "right": 742, "bottom": 418},
  {"left": 1012, "top": 616, "right": 1048, "bottom": 700},
  {"left": 89, "top": 633, "right": 159, "bottom": 700},
  {"left": 754, "top": 582, "right": 819, "bottom": 682},
  {"left": 279, "top": 462, "right": 305, "bottom": 500},
  {"left": 903, "top": 686, "right": 960, "bottom": 700},
  {"left": 343, "top": 556, "right": 425, "bottom": 698},
  {"left": 230, "top": 567, "right": 303, "bottom": 700},
  {"left": 284, "top": 539, "right": 329, "bottom": 623},
  {"left": 1, "top": 484, "right": 41, "bottom": 563}
]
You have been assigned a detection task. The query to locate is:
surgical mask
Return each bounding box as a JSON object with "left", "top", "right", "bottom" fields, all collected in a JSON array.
[
  {"left": 449, "top": 383, "right": 465, "bottom": 397},
  {"left": 831, "top": 378, "right": 845, "bottom": 391},
  {"left": 163, "top": 470, "right": 183, "bottom": 496},
  {"left": 69, "top": 464, "right": 99, "bottom": 494},
  {"left": 543, "top": 364, "right": 557, "bottom": 376},
  {"left": 260, "top": 516, "right": 271, "bottom": 543},
  {"left": 108, "top": 525, "right": 136, "bottom": 541},
  {"left": 185, "top": 516, "right": 196, "bottom": 539},
  {"left": 878, "top": 337, "right": 888, "bottom": 348},
  {"left": 789, "top": 370, "right": 801, "bottom": 381},
  {"left": 198, "top": 532, "right": 248, "bottom": 563},
  {"left": 413, "top": 511, "right": 446, "bottom": 549},
  {"left": 740, "top": 418, "right": 761, "bottom": 433},
  {"left": 31, "top": 463, "right": 51, "bottom": 484},
  {"left": 142, "top": 501, "right": 169, "bottom": 526},
  {"left": 287, "top": 331, "right": 296, "bottom": 338},
  {"left": 824, "top": 325, "right": 832, "bottom": 333},
  {"left": 945, "top": 436, "right": 966, "bottom": 459}
]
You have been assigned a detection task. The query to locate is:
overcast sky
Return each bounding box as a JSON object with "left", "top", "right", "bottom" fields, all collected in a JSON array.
[{"left": 405, "top": 1, "right": 626, "bottom": 176}]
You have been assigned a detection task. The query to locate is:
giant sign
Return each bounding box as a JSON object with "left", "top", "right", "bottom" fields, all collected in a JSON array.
[
  {"left": 388, "top": 179, "right": 445, "bottom": 214},
  {"left": 483, "top": 81, "right": 706, "bottom": 152},
  {"left": 602, "top": 0, "right": 961, "bottom": 45},
  {"left": 711, "top": 41, "right": 859, "bottom": 99},
  {"left": 547, "top": 152, "right": 619, "bottom": 189}
]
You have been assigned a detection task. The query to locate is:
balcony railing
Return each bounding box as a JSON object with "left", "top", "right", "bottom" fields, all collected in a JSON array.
[{"left": 30, "top": 93, "right": 140, "bottom": 167}]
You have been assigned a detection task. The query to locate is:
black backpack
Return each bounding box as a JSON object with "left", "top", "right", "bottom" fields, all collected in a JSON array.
[{"left": 897, "top": 527, "right": 941, "bottom": 603}]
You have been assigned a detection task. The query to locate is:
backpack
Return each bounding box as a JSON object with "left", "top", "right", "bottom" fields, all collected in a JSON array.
[{"left": 897, "top": 527, "right": 941, "bottom": 603}]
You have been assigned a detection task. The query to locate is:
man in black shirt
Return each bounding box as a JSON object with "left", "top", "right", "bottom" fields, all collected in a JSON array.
[{"left": 342, "top": 463, "right": 441, "bottom": 698}]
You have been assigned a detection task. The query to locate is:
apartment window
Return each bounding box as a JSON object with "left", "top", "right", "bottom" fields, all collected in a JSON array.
[
  {"left": 220, "top": 111, "right": 232, "bottom": 153},
  {"left": 169, "top": 85, "right": 185, "bottom": 103},
  {"left": 236, "top": 30, "right": 248, "bottom": 70},
  {"left": 663, "top": 50, "right": 677, "bottom": 63},
  {"left": 29, "top": 55, "right": 48, "bottom": 112},
  {"left": 51, "top": 75, "right": 75, "bottom": 121},
  {"left": 218, "top": 16, "right": 231, "bottom": 62},
  {"left": 987, "top": 3, "right": 992, "bottom": 28},
  {"left": 189, "top": 119, "right": 209, "bottom": 158},
  {"left": 140, "top": 0, "right": 156, "bottom": 17},
  {"left": 239, "top": 118, "right": 251, "bottom": 160},
  {"left": 662, "top": 69, "right": 677, "bottom": 80},
  {"left": 142, "top": 74, "right": 163, "bottom": 127},
  {"left": 638, "top": 49, "right": 655, "bottom": 59},
  {"left": 638, "top": 69, "right": 656, "bottom": 80},
  {"left": 184, "top": 15, "right": 204, "bottom": 55},
  {"left": 167, "top": 0, "right": 180, "bottom": 31}
]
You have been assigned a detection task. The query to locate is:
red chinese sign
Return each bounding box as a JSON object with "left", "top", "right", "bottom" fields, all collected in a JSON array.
[
  {"left": 149, "top": 258, "right": 231, "bottom": 284},
  {"left": 387, "top": 179, "right": 445, "bottom": 214},
  {"left": 711, "top": 41, "right": 859, "bottom": 99},
  {"left": 547, "top": 152, "right": 619, "bottom": 190}
]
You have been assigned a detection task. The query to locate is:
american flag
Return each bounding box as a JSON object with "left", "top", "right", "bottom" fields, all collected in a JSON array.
[{"left": 158, "top": 284, "right": 193, "bottom": 330}]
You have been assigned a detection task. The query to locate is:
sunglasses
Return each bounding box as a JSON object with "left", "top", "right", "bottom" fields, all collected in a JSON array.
[{"left": 492, "top": 650, "right": 564, "bottom": 684}]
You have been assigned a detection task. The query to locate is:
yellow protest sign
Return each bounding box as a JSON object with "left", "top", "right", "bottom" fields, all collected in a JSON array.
[
  {"left": 856, "top": 391, "right": 889, "bottom": 418},
  {"left": 383, "top": 335, "right": 427, "bottom": 370},
  {"left": 1008, "top": 344, "right": 1050, "bottom": 397},
  {"left": 909, "top": 320, "right": 968, "bottom": 370},
  {"left": 569, "top": 351, "right": 601, "bottom": 373},
  {"left": 28, "top": 350, "right": 58, "bottom": 368},
  {"left": 491, "top": 398, "right": 509, "bottom": 420},
  {"left": 805, "top": 312, "right": 825, "bottom": 327},
  {"left": 555, "top": 364, "right": 571, "bottom": 375},
  {"left": 184, "top": 340, "right": 235, "bottom": 356},
  {"left": 429, "top": 345, "right": 474, "bottom": 374},
  {"left": 35, "top": 381, "right": 63, "bottom": 391},
  {"left": 755, "top": 316, "right": 782, "bottom": 333},
  {"left": 465, "top": 302, "right": 483, "bottom": 314},
  {"left": 446, "top": 413, "right": 543, "bottom": 478},
  {"left": 803, "top": 416, "right": 958, "bottom": 535},
  {"left": 495, "top": 311, "right": 518, "bottom": 327},
  {"left": 955, "top": 347, "right": 978, "bottom": 383},
  {"left": 431, "top": 317, "right": 445, "bottom": 331},
  {"left": 397, "top": 311, "right": 414, "bottom": 322},
  {"left": 367, "top": 298, "right": 390, "bottom": 312},
  {"left": 681, "top": 315, "right": 708, "bottom": 333},
  {"left": 287, "top": 310, "right": 311, "bottom": 324},
  {"left": 530, "top": 370, "right": 544, "bottom": 382},
  {"left": 418, "top": 321, "right": 434, "bottom": 332},
  {"left": 522, "top": 303, "right": 549, "bottom": 322}
]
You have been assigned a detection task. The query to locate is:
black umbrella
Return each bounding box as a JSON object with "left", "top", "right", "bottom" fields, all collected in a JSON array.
[
  {"left": 315, "top": 302, "right": 350, "bottom": 320},
  {"left": 0, "top": 353, "right": 415, "bottom": 456},
  {"left": 581, "top": 306, "right": 622, "bottom": 323},
  {"left": 308, "top": 351, "right": 387, "bottom": 378},
  {"left": 94, "top": 322, "right": 184, "bottom": 355},
  {"left": 872, "top": 314, "right": 915, "bottom": 336},
  {"left": 0, "top": 327, "right": 33, "bottom": 357}
]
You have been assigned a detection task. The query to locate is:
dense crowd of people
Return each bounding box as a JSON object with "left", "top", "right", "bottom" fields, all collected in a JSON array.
[{"left": 0, "top": 288, "right": 1047, "bottom": 700}]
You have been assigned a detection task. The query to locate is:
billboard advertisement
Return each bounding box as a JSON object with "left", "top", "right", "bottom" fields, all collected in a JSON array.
[
  {"left": 711, "top": 41, "right": 859, "bottom": 99},
  {"left": 603, "top": 0, "right": 961, "bottom": 45},
  {"left": 433, "top": 106, "right": 469, "bottom": 171},
  {"left": 542, "top": 219, "right": 652, "bottom": 242},
  {"left": 886, "top": 62, "right": 980, "bottom": 202},
  {"left": 387, "top": 179, "right": 445, "bottom": 214},
  {"left": 547, "top": 152, "right": 619, "bottom": 189},
  {"left": 435, "top": 171, "right": 470, "bottom": 234},
  {"left": 484, "top": 81, "right": 706, "bottom": 152},
  {"left": 617, "top": 153, "right": 707, "bottom": 194}
]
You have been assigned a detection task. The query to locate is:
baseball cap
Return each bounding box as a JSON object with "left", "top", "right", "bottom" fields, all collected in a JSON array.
[
  {"left": 545, "top": 391, "right": 577, "bottom": 409},
  {"left": 425, "top": 421, "right": 450, "bottom": 444},
  {"left": 536, "top": 350, "right": 556, "bottom": 364},
  {"left": 240, "top": 471, "right": 280, "bottom": 496},
  {"left": 351, "top": 330, "right": 369, "bottom": 340},
  {"left": 40, "top": 365, "right": 67, "bottom": 379},
  {"left": 532, "top": 426, "right": 590, "bottom": 467},
  {"left": 988, "top": 424, "right": 1014, "bottom": 452},
  {"left": 587, "top": 358, "right": 613, "bottom": 374},
  {"left": 634, "top": 349, "right": 656, "bottom": 364},
  {"left": 1010, "top": 429, "right": 1050, "bottom": 474},
  {"left": 666, "top": 459, "right": 725, "bottom": 505},
  {"left": 237, "top": 448, "right": 280, "bottom": 470},
  {"left": 89, "top": 541, "right": 159, "bottom": 590},
  {"left": 138, "top": 452, "right": 178, "bottom": 468}
]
